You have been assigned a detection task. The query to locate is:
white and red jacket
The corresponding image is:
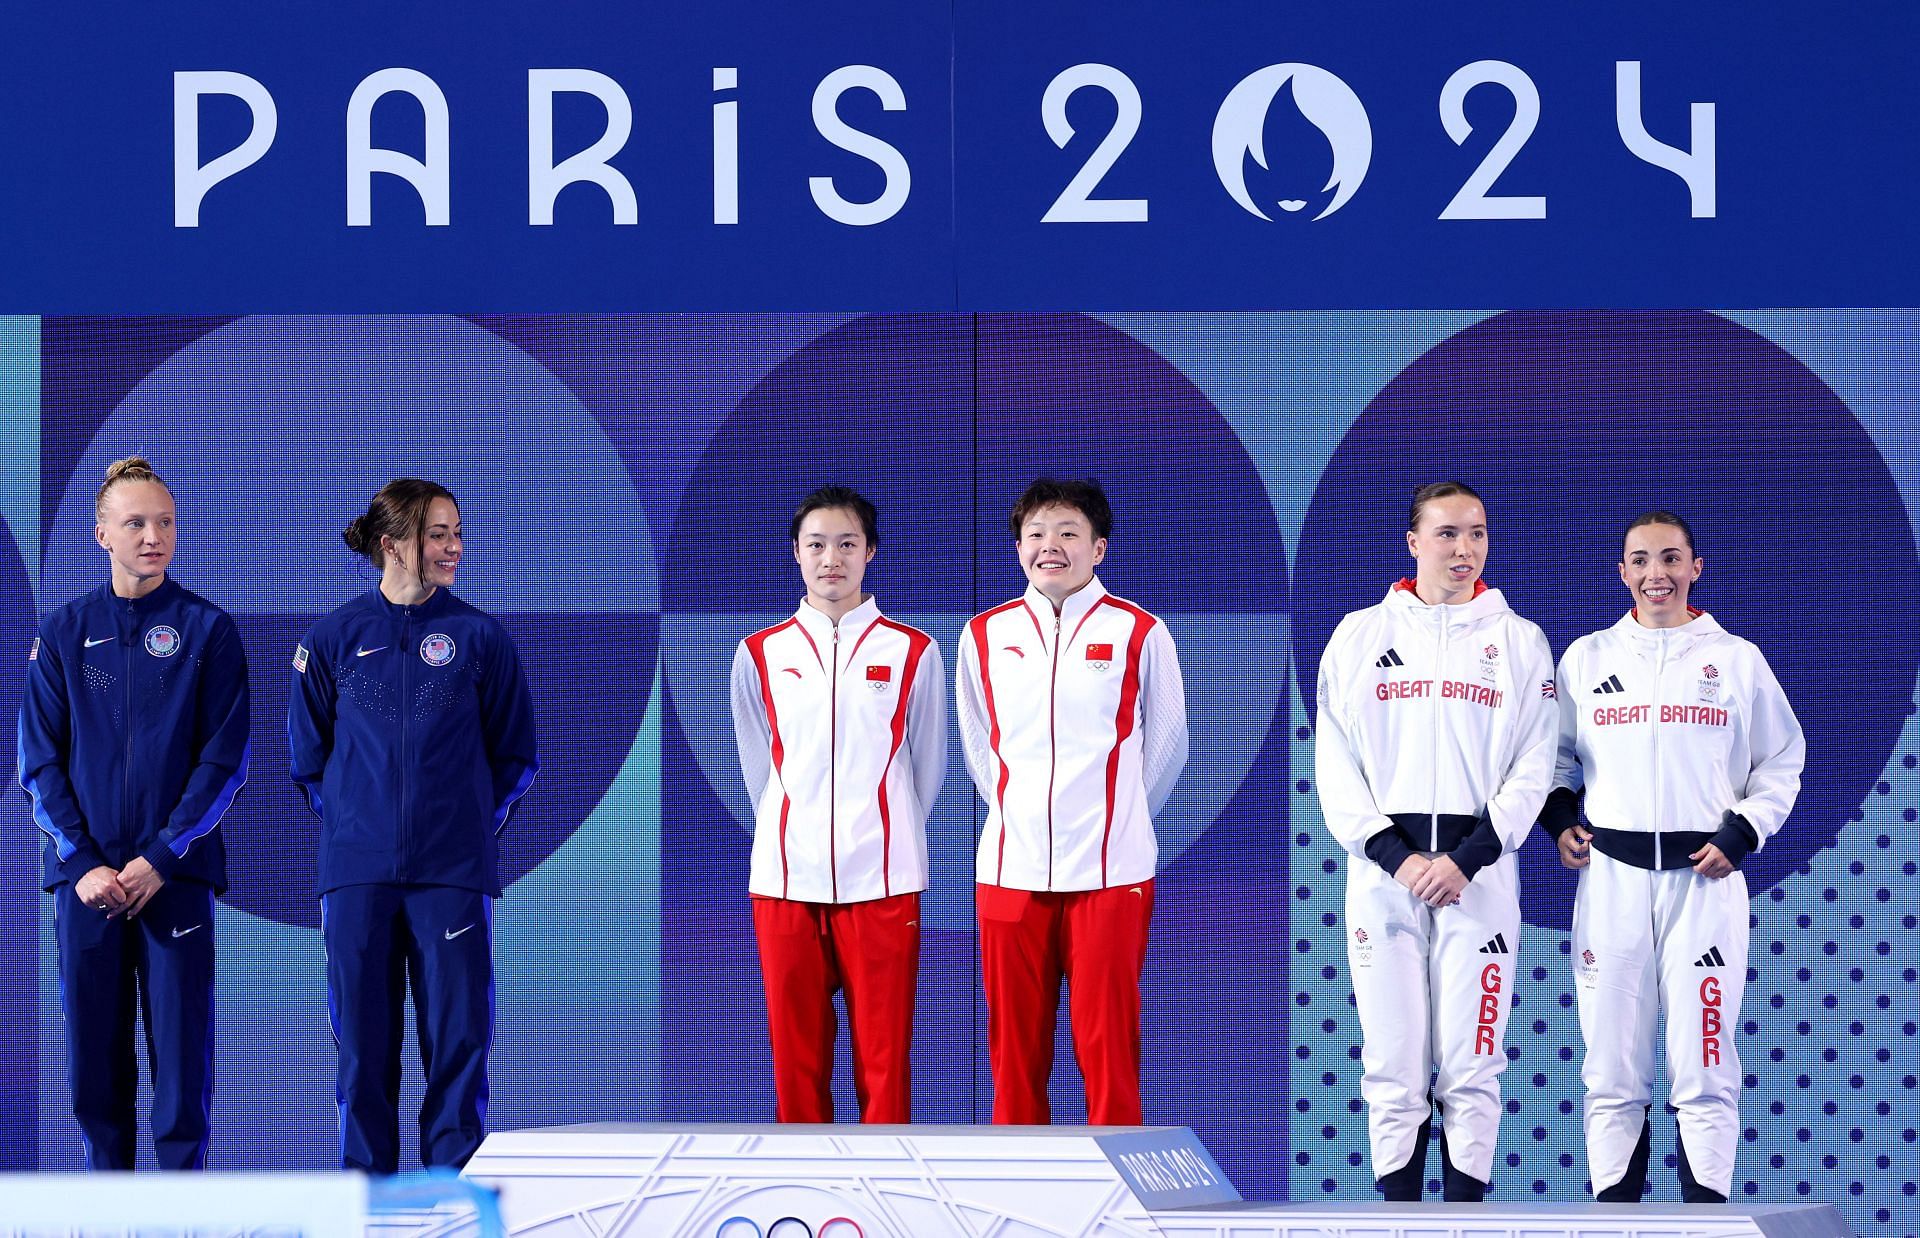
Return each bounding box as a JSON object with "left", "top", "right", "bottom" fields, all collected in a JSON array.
[
  {"left": 1315, "top": 581, "right": 1556, "bottom": 877},
  {"left": 1549, "top": 610, "right": 1802, "bottom": 864},
  {"left": 957, "top": 577, "right": 1188, "bottom": 892},
  {"left": 731, "top": 597, "right": 946, "bottom": 903}
]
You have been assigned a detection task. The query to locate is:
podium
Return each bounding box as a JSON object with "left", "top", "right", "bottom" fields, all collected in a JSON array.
[{"left": 460, "top": 1123, "right": 1854, "bottom": 1238}]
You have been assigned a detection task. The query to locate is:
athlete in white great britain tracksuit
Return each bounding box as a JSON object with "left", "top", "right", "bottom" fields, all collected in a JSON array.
[
  {"left": 730, "top": 487, "right": 945, "bottom": 1123},
  {"left": 1541, "top": 511, "right": 1802, "bottom": 1203},
  {"left": 1314, "top": 482, "right": 1555, "bottom": 1202},
  {"left": 958, "top": 478, "right": 1188, "bottom": 1125}
]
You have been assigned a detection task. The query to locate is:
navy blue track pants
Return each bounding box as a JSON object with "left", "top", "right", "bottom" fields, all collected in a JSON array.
[
  {"left": 54, "top": 880, "right": 216, "bottom": 1170},
  {"left": 323, "top": 884, "right": 493, "bottom": 1174}
]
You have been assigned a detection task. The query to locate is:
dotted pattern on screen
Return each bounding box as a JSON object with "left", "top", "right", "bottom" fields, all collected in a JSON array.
[{"left": 1287, "top": 685, "right": 1920, "bottom": 1238}]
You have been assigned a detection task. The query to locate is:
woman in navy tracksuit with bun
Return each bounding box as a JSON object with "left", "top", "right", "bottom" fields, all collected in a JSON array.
[
  {"left": 18, "top": 455, "right": 249, "bottom": 1170},
  {"left": 288, "top": 478, "right": 537, "bottom": 1174}
]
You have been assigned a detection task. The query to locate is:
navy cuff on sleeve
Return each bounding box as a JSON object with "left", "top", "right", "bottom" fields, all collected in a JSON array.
[
  {"left": 1365, "top": 826, "right": 1415, "bottom": 878},
  {"left": 1538, "top": 786, "right": 1581, "bottom": 843},
  {"left": 1449, "top": 816, "right": 1504, "bottom": 881},
  {"left": 58, "top": 846, "right": 110, "bottom": 887},
  {"left": 141, "top": 841, "right": 182, "bottom": 880},
  {"left": 1709, "top": 811, "right": 1760, "bottom": 868}
]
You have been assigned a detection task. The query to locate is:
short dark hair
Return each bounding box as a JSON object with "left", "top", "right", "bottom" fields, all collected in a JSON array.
[
  {"left": 790, "top": 485, "right": 879, "bottom": 547},
  {"left": 1407, "top": 480, "right": 1485, "bottom": 531},
  {"left": 1009, "top": 477, "right": 1113, "bottom": 540},
  {"left": 1623, "top": 509, "right": 1697, "bottom": 557}
]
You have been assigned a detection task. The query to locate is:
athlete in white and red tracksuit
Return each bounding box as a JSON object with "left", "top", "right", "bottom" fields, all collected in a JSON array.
[
  {"left": 1314, "top": 483, "right": 1555, "bottom": 1202},
  {"left": 730, "top": 487, "right": 945, "bottom": 1123},
  {"left": 1541, "top": 512, "right": 1802, "bottom": 1203},
  {"left": 957, "top": 478, "right": 1187, "bottom": 1126}
]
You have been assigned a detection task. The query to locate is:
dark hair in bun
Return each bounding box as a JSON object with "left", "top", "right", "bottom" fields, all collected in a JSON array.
[{"left": 344, "top": 478, "right": 458, "bottom": 580}]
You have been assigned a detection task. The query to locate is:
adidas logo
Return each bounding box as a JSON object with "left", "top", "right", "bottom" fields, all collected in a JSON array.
[
  {"left": 1594, "top": 673, "right": 1625, "bottom": 694},
  {"left": 1478, "top": 934, "right": 1510, "bottom": 955},
  {"left": 1694, "top": 946, "right": 1727, "bottom": 968},
  {"left": 1375, "top": 648, "right": 1405, "bottom": 669}
]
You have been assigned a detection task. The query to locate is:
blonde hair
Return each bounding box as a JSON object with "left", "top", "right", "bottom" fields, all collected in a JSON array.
[{"left": 95, "top": 456, "right": 171, "bottom": 522}]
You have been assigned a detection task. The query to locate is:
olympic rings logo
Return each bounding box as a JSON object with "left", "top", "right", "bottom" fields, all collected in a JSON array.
[{"left": 714, "top": 1220, "right": 863, "bottom": 1238}]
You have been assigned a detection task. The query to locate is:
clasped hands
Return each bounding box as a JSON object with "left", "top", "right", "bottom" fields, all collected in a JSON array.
[
  {"left": 1394, "top": 853, "right": 1467, "bottom": 907},
  {"left": 74, "top": 859, "right": 165, "bottom": 918},
  {"left": 1555, "top": 826, "right": 1732, "bottom": 879}
]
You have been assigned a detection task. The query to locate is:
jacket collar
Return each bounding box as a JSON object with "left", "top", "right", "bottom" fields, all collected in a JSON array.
[
  {"left": 1382, "top": 578, "right": 1509, "bottom": 625},
  {"left": 792, "top": 594, "right": 880, "bottom": 644},
  {"left": 368, "top": 585, "right": 452, "bottom": 620},
  {"left": 1610, "top": 607, "right": 1724, "bottom": 649},
  {"left": 98, "top": 576, "right": 181, "bottom": 613},
  {"left": 1023, "top": 575, "right": 1109, "bottom": 634}
]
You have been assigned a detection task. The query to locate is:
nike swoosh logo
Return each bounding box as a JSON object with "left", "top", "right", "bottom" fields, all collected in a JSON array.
[
  {"left": 356, "top": 646, "right": 387, "bottom": 657},
  {"left": 444, "top": 924, "right": 475, "bottom": 940},
  {"left": 172, "top": 924, "right": 203, "bottom": 938},
  {"left": 84, "top": 636, "right": 114, "bottom": 648}
]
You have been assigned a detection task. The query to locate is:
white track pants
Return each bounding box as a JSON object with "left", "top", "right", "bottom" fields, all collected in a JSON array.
[
  {"left": 1573, "top": 849, "right": 1747, "bottom": 1199},
  {"left": 1345, "top": 853, "right": 1519, "bottom": 1186}
]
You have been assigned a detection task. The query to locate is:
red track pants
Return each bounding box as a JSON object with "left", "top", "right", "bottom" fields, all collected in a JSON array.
[
  {"left": 752, "top": 891, "right": 919, "bottom": 1123},
  {"left": 977, "top": 879, "right": 1155, "bottom": 1125}
]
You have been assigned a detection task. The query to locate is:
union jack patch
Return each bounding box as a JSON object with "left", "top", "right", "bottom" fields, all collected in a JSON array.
[{"left": 1540, "top": 679, "right": 1556, "bottom": 699}]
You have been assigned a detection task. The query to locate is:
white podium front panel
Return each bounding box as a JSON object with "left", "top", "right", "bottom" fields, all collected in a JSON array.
[
  {"left": 464, "top": 1123, "right": 1231, "bottom": 1237},
  {"left": 460, "top": 1124, "right": 1854, "bottom": 1238}
]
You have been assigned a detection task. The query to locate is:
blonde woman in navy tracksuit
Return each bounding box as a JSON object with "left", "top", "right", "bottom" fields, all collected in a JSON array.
[
  {"left": 289, "top": 479, "right": 537, "bottom": 1173},
  {"left": 18, "top": 456, "right": 249, "bottom": 1169}
]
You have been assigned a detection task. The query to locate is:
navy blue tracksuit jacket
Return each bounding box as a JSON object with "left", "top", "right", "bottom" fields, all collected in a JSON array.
[
  {"left": 288, "top": 586, "right": 538, "bottom": 896},
  {"left": 287, "top": 585, "right": 537, "bottom": 1172},
  {"left": 20, "top": 578, "right": 247, "bottom": 891},
  {"left": 17, "top": 576, "right": 249, "bottom": 1169}
]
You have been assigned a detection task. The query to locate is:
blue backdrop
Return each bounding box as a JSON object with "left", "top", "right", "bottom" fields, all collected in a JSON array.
[
  {"left": 1, "top": 3, "right": 1917, "bottom": 310},
  {"left": 1, "top": 3, "right": 1917, "bottom": 1235},
  {"left": 1, "top": 311, "right": 1915, "bottom": 1238}
]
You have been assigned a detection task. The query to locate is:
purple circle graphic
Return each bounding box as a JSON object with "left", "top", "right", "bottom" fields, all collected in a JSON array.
[
  {"left": 42, "top": 316, "right": 659, "bottom": 929},
  {"left": 1294, "top": 311, "right": 1920, "bottom": 928}
]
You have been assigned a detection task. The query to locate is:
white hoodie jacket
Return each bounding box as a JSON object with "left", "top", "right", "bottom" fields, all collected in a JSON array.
[
  {"left": 1315, "top": 581, "right": 1557, "bottom": 877},
  {"left": 1548, "top": 609, "right": 1802, "bottom": 866},
  {"left": 957, "top": 577, "right": 1188, "bottom": 892},
  {"left": 732, "top": 597, "right": 946, "bottom": 903}
]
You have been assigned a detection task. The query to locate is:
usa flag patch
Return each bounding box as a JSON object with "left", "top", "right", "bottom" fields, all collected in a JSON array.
[
  {"left": 27, "top": 636, "right": 38, "bottom": 661},
  {"left": 293, "top": 643, "right": 309, "bottom": 673}
]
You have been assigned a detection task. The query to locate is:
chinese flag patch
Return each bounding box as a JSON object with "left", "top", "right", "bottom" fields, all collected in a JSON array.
[
  {"left": 1085, "top": 643, "right": 1113, "bottom": 661},
  {"left": 866, "top": 664, "right": 892, "bottom": 683}
]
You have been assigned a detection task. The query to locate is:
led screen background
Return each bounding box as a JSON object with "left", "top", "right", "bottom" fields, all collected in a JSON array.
[{"left": 0, "top": 311, "right": 1915, "bottom": 1235}]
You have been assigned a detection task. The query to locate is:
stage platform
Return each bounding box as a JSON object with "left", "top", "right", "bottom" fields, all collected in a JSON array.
[{"left": 458, "top": 1123, "right": 1856, "bottom": 1238}]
